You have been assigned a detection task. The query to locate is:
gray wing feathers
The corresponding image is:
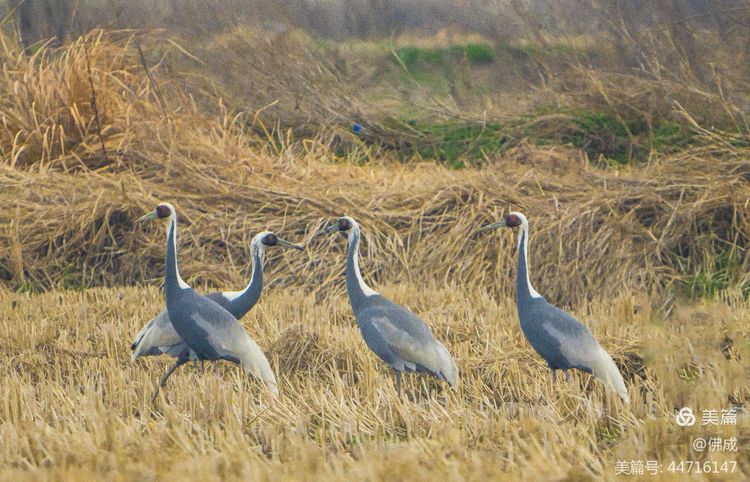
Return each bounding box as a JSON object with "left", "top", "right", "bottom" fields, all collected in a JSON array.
[
  {"left": 205, "top": 291, "right": 232, "bottom": 311},
  {"left": 131, "top": 309, "right": 186, "bottom": 361},
  {"left": 132, "top": 298, "right": 278, "bottom": 397},
  {"left": 542, "top": 311, "right": 628, "bottom": 401},
  {"left": 363, "top": 303, "right": 458, "bottom": 388},
  {"left": 189, "top": 309, "right": 278, "bottom": 396},
  {"left": 431, "top": 339, "right": 459, "bottom": 388},
  {"left": 131, "top": 290, "right": 228, "bottom": 361}
]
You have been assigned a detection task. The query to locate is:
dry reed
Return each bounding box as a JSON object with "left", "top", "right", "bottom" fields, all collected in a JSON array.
[{"left": 1, "top": 32, "right": 749, "bottom": 308}]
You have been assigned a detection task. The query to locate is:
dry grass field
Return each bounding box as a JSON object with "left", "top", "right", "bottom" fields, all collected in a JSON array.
[
  {"left": 0, "top": 285, "right": 747, "bottom": 480},
  {"left": 0, "top": 11, "right": 749, "bottom": 480}
]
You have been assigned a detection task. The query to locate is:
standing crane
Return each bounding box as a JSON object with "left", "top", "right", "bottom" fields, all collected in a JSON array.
[
  {"left": 131, "top": 230, "right": 303, "bottom": 363},
  {"left": 477, "top": 212, "right": 629, "bottom": 402},
  {"left": 323, "top": 216, "right": 458, "bottom": 396},
  {"left": 138, "top": 203, "right": 281, "bottom": 401}
]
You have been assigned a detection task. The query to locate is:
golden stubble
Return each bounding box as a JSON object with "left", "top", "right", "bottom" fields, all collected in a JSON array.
[{"left": 0, "top": 285, "right": 747, "bottom": 480}]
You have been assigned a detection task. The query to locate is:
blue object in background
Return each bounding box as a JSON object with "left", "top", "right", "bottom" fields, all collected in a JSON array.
[{"left": 352, "top": 123, "right": 363, "bottom": 134}]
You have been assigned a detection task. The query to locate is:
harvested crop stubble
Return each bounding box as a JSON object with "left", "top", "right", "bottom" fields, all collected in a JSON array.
[{"left": 0, "top": 285, "right": 747, "bottom": 479}]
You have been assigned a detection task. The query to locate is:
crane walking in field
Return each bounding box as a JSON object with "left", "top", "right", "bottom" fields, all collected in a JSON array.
[
  {"left": 477, "top": 212, "right": 629, "bottom": 402},
  {"left": 323, "top": 216, "right": 458, "bottom": 396},
  {"left": 131, "top": 230, "right": 303, "bottom": 363},
  {"left": 138, "top": 203, "right": 282, "bottom": 401}
]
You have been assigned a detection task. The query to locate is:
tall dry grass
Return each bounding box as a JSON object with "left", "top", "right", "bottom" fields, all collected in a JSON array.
[{"left": 1, "top": 30, "right": 750, "bottom": 306}]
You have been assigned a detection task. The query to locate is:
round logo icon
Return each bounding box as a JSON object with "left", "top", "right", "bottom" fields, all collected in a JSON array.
[{"left": 675, "top": 407, "right": 696, "bottom": 427}]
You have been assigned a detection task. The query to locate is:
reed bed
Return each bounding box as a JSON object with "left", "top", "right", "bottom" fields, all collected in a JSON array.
[{"left": 1, "top": 31, "right": 750, "bottom": 306}]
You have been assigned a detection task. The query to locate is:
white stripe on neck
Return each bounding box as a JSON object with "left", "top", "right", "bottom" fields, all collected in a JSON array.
[
  {"left": 350, "top": 228, "right": 378, "bottom": 298},
  {"left": 222, "top": 290, "right": 244, "bottom": 301},
  {"left": 167, "top": 217, "right": 190, "bottom": 290},
  {"left": 222, "top": 289, "right": 244, "bottom": 301},
  {"left": 222, "top": 236, "right": 264, "bottom": 301},
  {"left": 518, "top": 218, "right": 542, "bottom": 299}
]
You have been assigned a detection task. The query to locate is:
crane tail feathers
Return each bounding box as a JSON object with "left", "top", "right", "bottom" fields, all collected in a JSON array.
[
  {"left": 130, "top": 326, "right": 149, "bottom": 360},
  {"left": 591, "top": 347, "right": 629, "bottom": 402},
  {"left": 241, "top": 361, "right": 278, "bottom": 396},
  {"left": 131, "top": 313, "right": 178, "bottom": 361},
  {"left": 237, "top": 338, "right": 279, "bottom": 396},
  {"left": 130, "top": 333, "right": 149, "bottom": 361},
  {"left": 434, "top": 342, "right": 459, "bottom": 390}
]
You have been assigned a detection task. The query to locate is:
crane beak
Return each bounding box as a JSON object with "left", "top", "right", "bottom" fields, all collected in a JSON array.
[
  {"left": 277, "top": 238, "right": 305, "bottom": 250},
  {"left": 318, "top": 223, "right": 339, "bottom": 236},
  {"left": 475, "top": 219, "right": 507, "bottom": 235},
  {"left": 137, "top": 210, "right": 158, "bottom": 223}
]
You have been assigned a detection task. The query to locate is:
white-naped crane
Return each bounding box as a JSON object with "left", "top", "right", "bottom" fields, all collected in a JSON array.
[
  {"left": 138, "top": 203, "right": 285, "bottom": 401},
  {"left": 323, "top": 216, "right": 458, "bottom": 396},
  {"left": 478, "top": 212, "right": 629, "bottom": 402}
]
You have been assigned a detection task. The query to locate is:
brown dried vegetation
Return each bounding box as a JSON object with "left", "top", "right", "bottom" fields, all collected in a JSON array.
[{"left": 0, "top": 28, "right": 748, "bottom": 480}]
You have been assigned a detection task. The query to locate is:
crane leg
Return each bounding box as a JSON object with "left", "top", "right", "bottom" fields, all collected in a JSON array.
[
  {"left": 564, "top": 370, "right": 572, "bottom": 383},
  {"left": 151, "top": 355, "right": 190, "bottom": 403},
  {"left": 200, "top": 360, "right": 205, "bottom": 374},
  {"left": 395, "top": 371, "right": 402, "bottom": 398},
  {"left": 551, "top": 369, "right": 557, "bottom": 383}
]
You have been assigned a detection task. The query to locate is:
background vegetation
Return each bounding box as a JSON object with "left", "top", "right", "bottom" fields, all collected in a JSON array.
[{"left": 0, "top": 1, "right": 749, "bottom": 479}]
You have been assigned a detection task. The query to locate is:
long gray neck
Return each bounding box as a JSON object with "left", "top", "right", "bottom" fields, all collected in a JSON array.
[
  {"left": 224, "top": 246, "right": 264, "bottom": 318},
  {"left": 346, "top": 226, "right": 378, "bottom": 312},
  {"left": 516, "top": 222, "right": 542, "bottom": 306},
  {"left": 165, "top": 217, "right": 188, "bottom": 305}
]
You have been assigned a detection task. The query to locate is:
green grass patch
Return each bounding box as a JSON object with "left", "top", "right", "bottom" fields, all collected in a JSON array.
[
  {"left": 337, "top": 110, "right": 695, "bottom": 169},
  {"left": 336, "top": 119, "right": 510, "bottom": 168},
  {"left": 399, "top": 120, "right": 508, "bottom": 168},
  {"left": 392, "top": 43, "right": 495, "bottom": 72},
  {"left": 681, "top": 250, "right": 747, "bottom": 300},
  {"left": 565, "top": 111, "right": 638, "bottom": 164},
  {"left": 529, "top": 110, "right": 693, "bottom": 164},
  {"left": 454, "top": 43, "right": 495, "bottom": 65},
  {"left": 650, "top": 121, "right": 685, "bottom": 150}
]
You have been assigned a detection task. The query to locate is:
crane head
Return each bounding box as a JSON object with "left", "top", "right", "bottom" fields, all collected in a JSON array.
[
  {"left": 320, "top": 216, "right": 357, "bottom": 238},
  {"left": 253, "top": 231, "right": 304, "bottom": 250},
  {"left": 138, "top": 202, "right": 176, "bottom": 224},
  {"left": 476, "top": 211, "right": 527, "bottom": 233}
]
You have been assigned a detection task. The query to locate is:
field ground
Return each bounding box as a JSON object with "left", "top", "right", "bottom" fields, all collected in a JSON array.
[
  {"left": 0, "top": 285, "right": 747, "bottom": 480},
  {"left": 2, "top": 7, "right": 750, "bottom": 479}
]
